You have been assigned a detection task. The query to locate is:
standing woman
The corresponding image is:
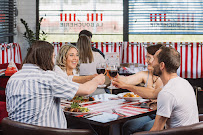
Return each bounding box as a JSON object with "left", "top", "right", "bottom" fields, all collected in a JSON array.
[
  {"left": 55, "top": 44, "right": 97, "bottom": 83},
  {"left": 77, "top": 34, "right": 106, "bottom": 95}
]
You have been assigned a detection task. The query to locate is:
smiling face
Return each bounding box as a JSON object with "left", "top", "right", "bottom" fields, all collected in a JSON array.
[
  {"left": 66, "top": 48, "right": 79, "bottom": 71},
  {"left": 145, "top": 52, "right": 154, "bottom": 71}
]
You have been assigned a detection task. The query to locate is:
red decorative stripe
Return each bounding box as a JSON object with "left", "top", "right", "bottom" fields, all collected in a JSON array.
[
  {"left": 136, "top": 45, "right": 139, "bottom": 63},
  {"left": 139, "top": 44, "right": 142, "bottom": 63},
  {"left": 114, "top": 42, "right": 117, "bottom": 52},
  {"left": 13, "top": 44, "right": 16, "bottom": 63},
  {"left": 164, "top": 14, "right": 166, "bottom": 21},
  {"left": 159, "top": 14, "right": 161, "bottom": 21},
  {"left": 201, "top": 45, "right": 203, "bottom": 78},
  {"left": 17, "top": 44, "right": 22, "bottom": 63},
  {"left": 74, "top": 14, "right": 76, "bottom": 21},
  {"left": 96, "top": 13, "right": 98, "bottom": 21},
  {"left": 96, "top": 42, "right": 98, "bottom": 49},
  {"left": 91, "top": 13, "right": 94, "bottom": 21},
  {"left": 101, "top": 13, "right": 103, "bottom": 21},
  {"left": 60, "top": 13, "right": 63, "bottom": 21},
  {"left": 185, "top": 42, "right": 188, "bottom": 78},
  {"left": 87, "top": 13, "right": 89, "bottom": 21},
  {"left": 131, "top": 43, "right": 134, "bottom": 63},
  {"left": 180, "top": 45, "right": 182, "bottom": 77},
  {"left": 69, "top": 14, "right": 71, "bottom": 21},
  {"left": 155, "top": 14, "right": 157, "bottom": 21},
  {"left": 106, "top": 42, "right": 109, "bottom": 52},
  {"left": 196, "top": 43, "right": 199, "bottom": 78},
  {"left": 175, "top": 42, "right": 178, "bottom": 50},
  {"left": 101, "top": 42, "right": 104, "bottom": 53},
  {"left": 190, "top": 43, "right": 193, "bottom": 78},
  {"left": 126, "top": 42, "right": 129, "bottom": 63},
  {"left": 65, "top": 14, "right": 67, "bottom": 21},
  {"left": 2, "top": 46, "right": 4, "bottom": 64},
  {"left": 143, "top": 44, "right": 146, "bottom": 65},
  {"left": 6, "top": 46, "right": 8, "bottom": 63}
]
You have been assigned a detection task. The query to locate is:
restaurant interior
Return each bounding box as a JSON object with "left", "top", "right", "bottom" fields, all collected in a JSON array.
[{"left": 0, "top": 0, "right": 203, "bottom": 135}]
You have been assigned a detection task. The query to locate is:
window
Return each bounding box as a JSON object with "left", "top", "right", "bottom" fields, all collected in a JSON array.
[
  {"left": 39, "top": 0, "right": 123, "bottom": 42},
  {"left": 0, "top": 0, "right": 16, "bottom": 43},
  {"left": 129, "top": 0, "right": 203, "bottom": 34}
]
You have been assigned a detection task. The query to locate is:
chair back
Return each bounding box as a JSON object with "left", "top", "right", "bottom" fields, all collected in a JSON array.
[
  {"left": 133, "top": 114, "right": 203, "bottom": 135},
  {"left": 133, "top": 122, "right": 203, "bottom": 135},
  {"left": 1, "top": 117, "right": 92, "bottom": 135}
]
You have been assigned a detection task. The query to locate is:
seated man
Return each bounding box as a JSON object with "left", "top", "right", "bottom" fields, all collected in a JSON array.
[{"left": 150, "top": 46, "right": 199, "bottom": 131}]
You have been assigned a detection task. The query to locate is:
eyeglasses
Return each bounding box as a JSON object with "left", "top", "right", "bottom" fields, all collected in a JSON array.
[{"left": 145, "top": 56, "right": 151, "bottom": 61}]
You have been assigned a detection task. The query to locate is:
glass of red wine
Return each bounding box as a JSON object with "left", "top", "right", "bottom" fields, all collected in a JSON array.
[
  {"left": 107, "top": 65, "right": 118, "bottom": 89},
  {"left": 96, "top": 63, "right": 106, "bottom": 88}
]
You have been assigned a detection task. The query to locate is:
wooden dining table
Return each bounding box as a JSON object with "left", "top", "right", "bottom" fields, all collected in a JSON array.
[{"left": 62, "top": 93, "right": 156, "bottom": 135}]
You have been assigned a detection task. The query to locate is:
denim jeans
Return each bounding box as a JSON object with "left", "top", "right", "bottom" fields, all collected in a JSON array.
[{"left": 122, "top": 114, "right": 155, "bottom": 135}]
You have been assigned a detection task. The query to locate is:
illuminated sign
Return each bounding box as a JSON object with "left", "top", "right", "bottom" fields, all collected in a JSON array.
[
  {"left": 39, "top": 0, "right": 123, "bottom": 35},
  {"left": 59, "top": 13, "right": 103, "bottom": 28},
  {"left": 129, "top": 0, "right": 203, "bottom": 34}
]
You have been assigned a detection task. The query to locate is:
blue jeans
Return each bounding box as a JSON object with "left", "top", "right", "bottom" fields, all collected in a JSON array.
[{"left": 122, "top": 114, "right": 155, "bottom": 135}]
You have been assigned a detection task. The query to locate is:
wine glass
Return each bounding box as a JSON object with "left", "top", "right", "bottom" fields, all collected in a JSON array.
[
  {"left": 138, "top": 64, "right": 145, "bottom": 71},
  {"left": 96, "top": 62, "right": 106, "bottom": 88},
  {"left": 107, "top": 65, "right": 118, "bottom": 89}
]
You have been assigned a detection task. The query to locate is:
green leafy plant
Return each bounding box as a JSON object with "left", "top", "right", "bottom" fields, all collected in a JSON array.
[
  {"left": 70, "top": 102, "right": 80, "bottom": 109},
  {"left": 20, "top": 17, "right": 47, "bottom": 46}
]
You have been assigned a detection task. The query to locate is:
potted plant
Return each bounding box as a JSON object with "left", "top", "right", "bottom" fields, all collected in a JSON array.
[{"left": 20, "top": 17, "right": 47, "bottom": 47}]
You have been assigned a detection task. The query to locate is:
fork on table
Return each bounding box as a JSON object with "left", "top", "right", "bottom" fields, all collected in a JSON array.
[{"left": 112, "top": 109, "right": 126, "bottom": 117}]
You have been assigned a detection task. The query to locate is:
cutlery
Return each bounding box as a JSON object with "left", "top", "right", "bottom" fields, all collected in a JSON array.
[
  {"left": 133, "top": 105, "right": 150, "bottom": 109},
  {"left": 83, "top": 112, "right": 103, "bottom": 118},
  {"left": 112, "top": 109, "right": 126, "bottom": 117},
  {"left": 133, "top": 102, "right": 150, "bottom": 109}
]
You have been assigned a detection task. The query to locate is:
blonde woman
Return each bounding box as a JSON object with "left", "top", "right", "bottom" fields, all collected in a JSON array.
[{"left": 55, "top": 44, "right": 97, "bottom": 83}]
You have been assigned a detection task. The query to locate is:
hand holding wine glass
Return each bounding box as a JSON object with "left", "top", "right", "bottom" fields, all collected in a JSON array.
[
  {"left": 96, "top": 62, "right": 106, "bottom": 88},
  {"left": 96, "top": 63, "right": 106, "bottom": 74},
  {"left": 107, "top": 65, "right": 118, "bottom": 89}
]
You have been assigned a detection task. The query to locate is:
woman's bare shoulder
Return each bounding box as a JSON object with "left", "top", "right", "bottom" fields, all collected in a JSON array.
[
  {"left": 129, "top": 71, "right": 149, "bottom": 80},
  {"left": 135, "top": 71, "right": 149, "bottom": 76}
]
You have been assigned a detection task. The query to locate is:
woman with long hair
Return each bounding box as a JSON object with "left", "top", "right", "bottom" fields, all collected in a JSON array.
[
  {"left": 77, "top": 34, "right": 105, "bottom": 76},
  {"left": 76, "top": 35, "right": 106, "bottom": 95}
]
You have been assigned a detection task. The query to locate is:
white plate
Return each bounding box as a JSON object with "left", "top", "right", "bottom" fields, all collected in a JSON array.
[{"left": 117, "top": 92, "right": 142, "bottom": 102}]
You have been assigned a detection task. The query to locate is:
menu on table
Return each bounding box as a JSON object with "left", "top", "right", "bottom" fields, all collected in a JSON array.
[{"left": 105, "top": 52, "right": 120, "bottom": 67}]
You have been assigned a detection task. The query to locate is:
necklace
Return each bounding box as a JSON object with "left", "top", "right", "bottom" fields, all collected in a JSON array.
[{"left": 152, "top": 76, "right": 159, "bottom": 88}]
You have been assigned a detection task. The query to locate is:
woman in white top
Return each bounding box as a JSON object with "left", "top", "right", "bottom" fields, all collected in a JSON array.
[
  {"left": 55, "top": 44, "right": 97, "bottom": 83},
  {"left": 76, "top": 34, "right": 106, "bottom": 95}
]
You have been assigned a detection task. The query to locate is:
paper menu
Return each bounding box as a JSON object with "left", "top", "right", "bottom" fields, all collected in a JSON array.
[{"left": 105, "top": 52, "right": 120, "bottom": 67}]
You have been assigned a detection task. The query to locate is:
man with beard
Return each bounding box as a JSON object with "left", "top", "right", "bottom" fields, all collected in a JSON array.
[{"left": 150, "top": 46, "right": 199, "bottom": 131}]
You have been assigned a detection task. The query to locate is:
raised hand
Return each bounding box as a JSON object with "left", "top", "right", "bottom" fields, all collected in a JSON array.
[{"left": 93, "top": 74, "right": 105, "bottom": 85}]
